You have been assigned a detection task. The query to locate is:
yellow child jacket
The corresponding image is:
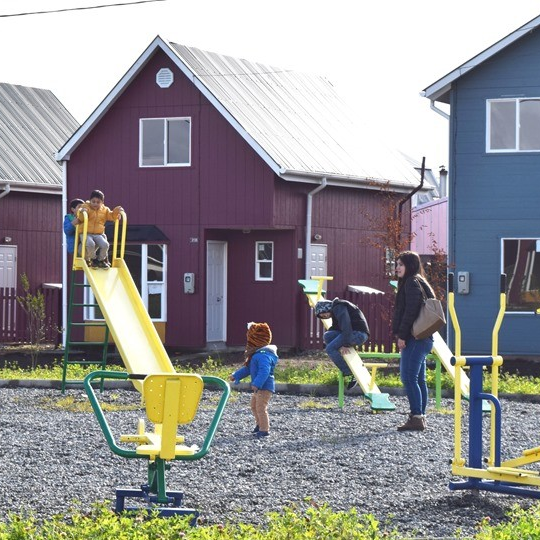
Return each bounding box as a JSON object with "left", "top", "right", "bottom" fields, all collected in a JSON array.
[{"left": 80, "top": 203, "right": 122, "bottom": 235}]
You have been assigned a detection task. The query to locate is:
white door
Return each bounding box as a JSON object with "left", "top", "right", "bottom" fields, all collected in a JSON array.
[
  {"left": 0, "top": 245, "right": 17, "bottom": 288},
  {"left": 309, "top": 244, "right": 327, "bottom": 277},
  {"left": 206, "top": 241, "right": 227, "bottom": 342},
  {"left": 0, "top": 245, "right": 17, "bottom": 334}
]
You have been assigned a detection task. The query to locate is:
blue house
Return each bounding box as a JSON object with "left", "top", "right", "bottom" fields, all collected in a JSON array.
[{"left": 424, "top": 15, "right": 540, "bottom": 358}]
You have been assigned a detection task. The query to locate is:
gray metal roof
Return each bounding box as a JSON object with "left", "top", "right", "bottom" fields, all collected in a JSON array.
[
  {"left": 169, "top": 42, "right": 420, "bottom": 190},
  {"left": 423, "top": 15, "right": 540, "bottom": 104},
  {"left": 58, "top": 36, "right": 420, "bottom": 192},
  {"left": 0, "top": 83, "right": 79, "bottom": 191}
]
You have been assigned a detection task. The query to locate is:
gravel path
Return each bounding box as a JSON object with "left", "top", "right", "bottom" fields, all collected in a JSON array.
[{"left": 0, "top": 385, "right": 538, "bottom": 538}]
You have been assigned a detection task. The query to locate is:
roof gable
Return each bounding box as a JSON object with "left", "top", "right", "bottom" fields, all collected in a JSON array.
[
  {"left": 58, "top": 36, "right": 420, "bottom": 191},
  {"left": 0, "top": 83, "right": 79, "bottom": 191},
  {"left": 424, "top": 14, "right": 540, "bottom": 103}
]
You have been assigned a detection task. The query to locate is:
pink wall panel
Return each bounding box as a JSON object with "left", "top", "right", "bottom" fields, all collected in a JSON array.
[{"left": 411, "top": 198, "right": 448, "bottom": 255}]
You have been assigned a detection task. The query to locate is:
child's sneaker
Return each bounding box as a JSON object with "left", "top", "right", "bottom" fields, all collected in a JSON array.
[
  {"left": 255, "top": 431, "right": 269, "bottom": 439},
  {"left": 252, "top": 425, "right": 260, "bottom": 433},
  {"left": 96, "top": 259, "right": 111, "bottom": 269}
]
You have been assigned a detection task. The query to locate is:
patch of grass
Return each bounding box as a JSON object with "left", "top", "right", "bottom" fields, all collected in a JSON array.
[
  {"left": 39, "top": 394, "right": 140, "bottom": 413},
  {"left": 298, "top": 398, "right": 334, "bottom": 410},
  {"left": 3, "top": 353, "right": 540, "bottom": 396}
]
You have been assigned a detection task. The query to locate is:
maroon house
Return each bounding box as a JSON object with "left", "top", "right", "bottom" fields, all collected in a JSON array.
[
  {"left": 0, "top": 83, "right": 79, "bottom": 343},
  {"left": 57, "top": 36, "right": 422, "bottom": 351}
]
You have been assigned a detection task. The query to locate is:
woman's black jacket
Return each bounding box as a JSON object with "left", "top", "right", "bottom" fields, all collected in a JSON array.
[{"left": 392, "top": 276, "right": 434, "bottom": 340}]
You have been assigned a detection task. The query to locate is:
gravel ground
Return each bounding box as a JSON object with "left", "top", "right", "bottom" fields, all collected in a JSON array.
[{"left": 0, "top": 385, "right": 538, "bottom": 539}]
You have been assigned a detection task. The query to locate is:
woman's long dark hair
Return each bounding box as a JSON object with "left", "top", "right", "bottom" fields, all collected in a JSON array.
[{"left": 396, "top": 250, "right": 435, "bottom": 295}]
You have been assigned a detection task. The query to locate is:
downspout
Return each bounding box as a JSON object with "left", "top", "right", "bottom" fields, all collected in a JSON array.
[
  {"left": 0, "top": 183, "right": 10, "bottom": 200},
  {"left": 430, "top": 99, "right": 450, "bottom": 121},
  {"left": 398, "top": 156, "right": 425, "bottom": 222},
  {"left": 305, "top": 177, "right": 327, "bottom": 279},
  {"left": 61, "top": 161, "right": 68, "bottom": 347}
]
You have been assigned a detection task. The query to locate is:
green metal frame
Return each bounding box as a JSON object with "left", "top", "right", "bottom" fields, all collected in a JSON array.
[
  {"left": 62, "top": 269, "right": 109, "bottom": 393},
  {"left": 83, "top": 370, "right": 231, "bottom": 507}
]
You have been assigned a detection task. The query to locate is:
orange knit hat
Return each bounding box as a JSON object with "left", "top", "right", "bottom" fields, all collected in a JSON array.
[{"left": 246, "top": 322, "right": 272, "bottom": 349}]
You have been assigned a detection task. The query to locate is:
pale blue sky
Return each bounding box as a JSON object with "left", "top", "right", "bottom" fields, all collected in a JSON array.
[{"left": 1, "top": 0, "right": 539, "bottom": 173}]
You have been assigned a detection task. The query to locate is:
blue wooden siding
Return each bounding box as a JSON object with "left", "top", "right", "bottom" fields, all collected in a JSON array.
[{"left": 450, "top": 27, "right": 540, "bottom": 356}]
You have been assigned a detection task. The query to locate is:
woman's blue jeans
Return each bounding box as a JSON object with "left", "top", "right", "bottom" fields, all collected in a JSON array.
[
  {"left": 399, "top": 336, "right": 433, "bottom": 415},
  {"left": 323, "top": 330, "right": 369, "bottom": 376}
]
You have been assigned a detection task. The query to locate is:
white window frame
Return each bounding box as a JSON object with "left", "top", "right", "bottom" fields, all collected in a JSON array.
[
  {"left": 487, "top": 98, "right": 540, "bottom": 153},
  {"left": 255, "top": 241, "right": 274, "bottom": 281},
  {"left": 139, "top": 117, "right": 191, "bottom": 167},
  {"left": 85, "top": 244, "right": 167, "bottom": 321}
]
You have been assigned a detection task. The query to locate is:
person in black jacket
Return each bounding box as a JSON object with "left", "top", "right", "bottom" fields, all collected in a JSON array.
[
  {"left": 315, "top": 297, "right": 370, "bottom": 390},
  {"left": 392, "top": 251, "right": 436, "bottom": 432}
]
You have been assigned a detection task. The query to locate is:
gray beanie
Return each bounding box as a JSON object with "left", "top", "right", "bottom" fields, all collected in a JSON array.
[{"left": 314, "top": 300, "right": 333, "bottom": 317}]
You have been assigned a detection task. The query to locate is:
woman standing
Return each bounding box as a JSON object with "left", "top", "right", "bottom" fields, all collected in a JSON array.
[{"left": 392, "top": 251, "right": 436, "bottom": 431}]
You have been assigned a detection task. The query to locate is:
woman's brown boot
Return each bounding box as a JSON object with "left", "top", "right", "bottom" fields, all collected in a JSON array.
[{"left": 397, "top": 414, "right": 425, "bottom": 431}]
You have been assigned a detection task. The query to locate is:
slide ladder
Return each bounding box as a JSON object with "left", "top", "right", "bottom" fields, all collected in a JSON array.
[
  {"left": 62, "top": 269, "right": 109, "bottom": 392},
  {"left": 299, "top": 276, "right": 395, "bottom": 411}
]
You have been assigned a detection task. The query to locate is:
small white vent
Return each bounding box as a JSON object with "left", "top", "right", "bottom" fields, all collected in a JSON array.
[{"left": 156, "top": 68, "right": 174, "bottom": 88}]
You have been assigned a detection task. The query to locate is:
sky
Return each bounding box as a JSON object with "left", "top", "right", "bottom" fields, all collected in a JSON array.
[{"left": 1, "top": 0, "right": 540, "bottom": 174}]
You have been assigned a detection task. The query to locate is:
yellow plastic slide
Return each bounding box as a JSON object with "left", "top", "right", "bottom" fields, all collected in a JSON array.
[
  {"left": 82, "top": 258, "right": 174, "bottom": 392},
  {"left": 431, "top": 331, "right": 470, "bottom": 398}
]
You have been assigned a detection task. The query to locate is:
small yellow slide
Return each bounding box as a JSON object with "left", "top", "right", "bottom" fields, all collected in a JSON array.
[
  {"left": 82, "top": 258, "right": 174, "bottom": 392},
  {"left": 431, "top": 331, "right": 470, "bottom": 398}
]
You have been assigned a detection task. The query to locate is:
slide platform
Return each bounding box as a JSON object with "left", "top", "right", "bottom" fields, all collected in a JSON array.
[
  {"left": 82, "top": 258, "right": 174, "bottom": 392},
  {"left": 299, "top": 278, "right": 395, "bottom": 411}
]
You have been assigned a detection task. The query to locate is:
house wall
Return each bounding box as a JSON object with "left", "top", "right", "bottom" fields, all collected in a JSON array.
[
  {"left": 450, "top": 28, "right": 540, "bottom": 356},
  {"left": 0, "top": 191, "right": 61, "bottom": 291},
  {"left": 411, "top": 198, "right": 448, "bottom": 255},
  {"left": 65, "top": 48, "right": 410, "bottom": 350},
  {"left": 66, "top": 50, "right": 292, "bottom": 349}
]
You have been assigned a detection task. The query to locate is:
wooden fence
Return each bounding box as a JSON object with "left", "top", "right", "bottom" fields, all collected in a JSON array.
[{"left": 0, "top": 286, "right": 61, "bottom": 345}]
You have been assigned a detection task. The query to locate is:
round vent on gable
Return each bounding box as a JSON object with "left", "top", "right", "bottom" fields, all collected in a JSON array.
[{"left": 156, "top": 68, "right": 174, "bottom": 88}]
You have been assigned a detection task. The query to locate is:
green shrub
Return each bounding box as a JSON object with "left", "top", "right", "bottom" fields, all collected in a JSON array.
[
  {"left": 474, "top": 503, "right": 540, "bottom": 539},
  {"left": 0, "top": 502, "right": 400, "bottom": 539}
]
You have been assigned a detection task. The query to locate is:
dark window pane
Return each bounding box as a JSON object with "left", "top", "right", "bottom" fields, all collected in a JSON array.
[
  {"left": 490, "top": 101, "right": 516, "bottom": 150},
  {"left": 124, "top": 246, "right": 142, "bottom": 294},
  {"left": 259, "top": 262, "right": 272, "bottom": 278},
  {"left": 142, "top": 119, "right": 164, "bottom": 165},
  {"left": 520, "top": 100, "right": 540, "bottom": 150},
  {"left": 257, "top": 242, "right": 273, "bottom": 261},
  {"left": 148, "top": 294, "right": 162, "bottom": 318},
  {"left": 168, "top": 119, "right": 190, "bottom": 164},
  {"left": 147, "top": 244, "right": 164, "bottom": 282},
  {"left": 504, "top": 239, "right": 540, "bottom": 311}
]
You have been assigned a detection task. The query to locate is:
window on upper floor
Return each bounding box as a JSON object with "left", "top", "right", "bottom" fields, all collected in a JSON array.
[
  {"left": 255, "top": 241, "right": 273, "bottom": 281},
  {"left": 140, "top": 117, "right": 191, "bottom": 166},
  {"left": 502, "top": 238, "right": 540, "bottom": 312},
  {"left": 488, "top": 98, "right": 540, "bottom": 152}
]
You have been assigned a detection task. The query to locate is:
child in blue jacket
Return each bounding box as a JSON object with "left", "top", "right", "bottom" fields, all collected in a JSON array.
[
  {"left": 63, "top": 198, "right": 84, "bottom": 254},
  {"left": 230, "top": 322, "right": 278, "bottom": 438}
]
